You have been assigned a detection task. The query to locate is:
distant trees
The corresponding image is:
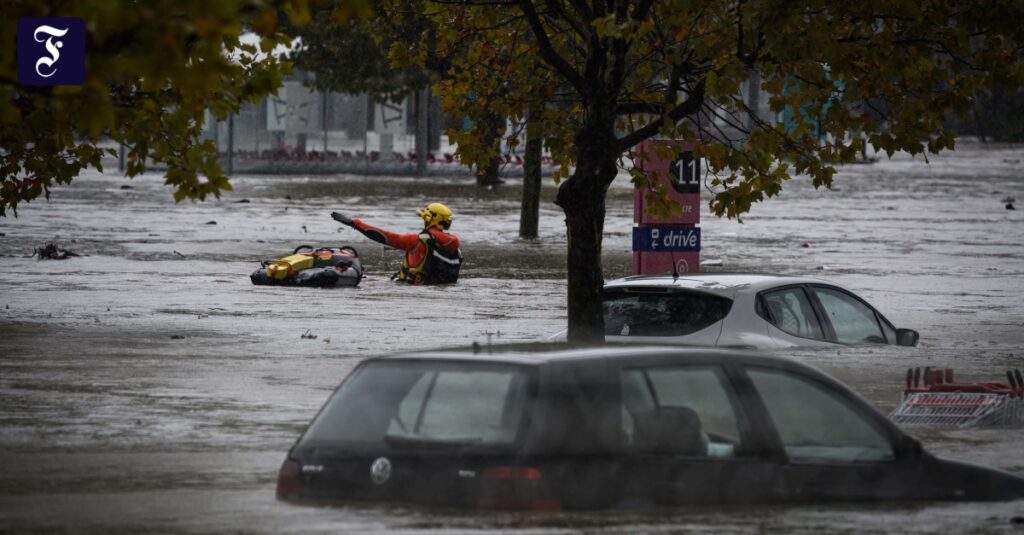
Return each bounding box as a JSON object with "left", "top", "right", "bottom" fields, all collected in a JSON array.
[
  {"left": 288, "top": 6, "right": 431, "bottom": 101},
  {"left": 0, "top": 0, "right": 324, "bottom": 217},
  {"left": 289, "top": 4, "right": 515, "bottom": 186},
  {"left": 956, "top": 89, "right": 1024, "bottom": 142}
]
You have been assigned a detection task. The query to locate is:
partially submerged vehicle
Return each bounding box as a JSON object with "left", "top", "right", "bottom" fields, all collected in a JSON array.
[
  {"left": 277, "top": 345, "right": 1024, "bottom": 510},
  {"left": 251, "top": 246, "right": 363, "bottom": 288},
  {"left": 551, "top": 274, "right": 919, "bottom": 349}
]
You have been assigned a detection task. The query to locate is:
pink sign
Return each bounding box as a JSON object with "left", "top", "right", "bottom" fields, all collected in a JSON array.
[
  {"left": 632, "top": 139, "right": 700, "bottom": 226},
  {"left": 633, "top": 251, "right": 701, "bottom": 276},
  {"left": 632, "top": 139, "right": 701, "bottom": 275}
]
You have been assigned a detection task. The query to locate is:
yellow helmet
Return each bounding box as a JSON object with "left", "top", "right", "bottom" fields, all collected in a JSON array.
[{"left": 417, "top": 202, "right": 453, "bottom": 230}]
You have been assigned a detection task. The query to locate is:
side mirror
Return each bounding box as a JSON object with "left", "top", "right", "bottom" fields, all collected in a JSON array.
[{"left": 896, "top": 328, "right": 919, "bottom": 347}]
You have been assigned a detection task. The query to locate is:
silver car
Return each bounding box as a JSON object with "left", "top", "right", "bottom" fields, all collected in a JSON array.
[{"left": 556, "top": 274, "right": 919, "bottom": 349}]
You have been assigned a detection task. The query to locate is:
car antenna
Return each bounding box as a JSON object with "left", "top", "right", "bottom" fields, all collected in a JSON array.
[{"left": 670, "top": 251, "right": 679, "bottom": 280}]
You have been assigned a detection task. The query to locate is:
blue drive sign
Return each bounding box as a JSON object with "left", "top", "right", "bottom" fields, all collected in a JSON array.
[{"left": 633, "top": 226, "right": 701, "bottom": 252}]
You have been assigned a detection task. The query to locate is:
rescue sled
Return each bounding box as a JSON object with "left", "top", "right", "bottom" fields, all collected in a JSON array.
[
  {"left": 888, "top": 367, "right": 1024, "bottom": 428},
  {"left": 251, "top": 245, "right": 363, "bottom": 288}
]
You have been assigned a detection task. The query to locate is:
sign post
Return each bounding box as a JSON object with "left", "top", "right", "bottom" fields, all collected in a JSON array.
[{"left": 632, "top": 139, "right": 701, "bottom": 275}]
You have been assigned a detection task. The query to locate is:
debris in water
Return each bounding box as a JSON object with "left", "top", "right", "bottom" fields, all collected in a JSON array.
[
  {"left": 323, "top": 338, "right": 331, "bottom": 344},
  {"left": 33, "top": 243, "right": 79, "bottom": 260},
  {"left": 890, "top": 367, "right": 1024, "bottom": 427},
  {"left": 301, "top": 329, "right": 318, "bottom": 340},
  {"left": 198, "top": 314, "right": 208, "bottom": 319},
  {"left": 234, "top": 199, "right": 251, "bottom": 203},
  {"left": 302, "top": 225, "right": 308, "bottom": 233},
  {"left": 170, "top": 335, "right": 185, "bottom": 340},
  {"left": 801, "top": 241, "right": 810, "bottom": 248},
  {"left": 120, "top": 185, "right": 133, "bottom": 190},
  {"left": 1002, "top": 196, "right": 1016, "bottom": 204},
  {"left": 285, "top": 195, "right": 292, "bottom": 200},
  {"left": 205, "top": 221, "right": 217, "bottom": 225},
  {"left": 1007, "top": 203, "right": 1016, "bottom": 210},
  {"left": 173, "top": 250, "right": 186, "bottom": 258}
]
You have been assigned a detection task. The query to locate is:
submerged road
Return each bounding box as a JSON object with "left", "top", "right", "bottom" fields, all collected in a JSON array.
[{"left": 1, "top": 142, "right": 1023, "bottom": 533}]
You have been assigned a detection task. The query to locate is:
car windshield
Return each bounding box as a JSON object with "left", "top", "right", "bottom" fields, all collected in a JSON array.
[
  {"left": 300, "top": 360, "right": 533, "bottom": 449},
  {"left": 603, "top": 288, "right": 732, "bottom": 337}
]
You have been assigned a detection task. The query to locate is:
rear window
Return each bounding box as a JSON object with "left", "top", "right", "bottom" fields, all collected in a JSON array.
[
  {"left": 603, "top": 288, "right": 732, "bottom": 337},
  {"left": 300, "top": 361, "right": 533, "bottom": 448}
]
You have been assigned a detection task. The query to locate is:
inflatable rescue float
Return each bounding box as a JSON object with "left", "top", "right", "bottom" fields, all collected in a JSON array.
[{"left": 251, "top": 245, "right": 363, "bottom": 287}]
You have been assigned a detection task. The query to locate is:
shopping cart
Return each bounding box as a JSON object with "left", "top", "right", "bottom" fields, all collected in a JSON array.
[{"left": 888, "top": 367, "right": 1024, "bottom": 427}]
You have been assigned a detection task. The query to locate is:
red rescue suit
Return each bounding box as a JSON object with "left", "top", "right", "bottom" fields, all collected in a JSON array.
[{"left": 351, "top": 219, "right": 462, "bottom": 284}]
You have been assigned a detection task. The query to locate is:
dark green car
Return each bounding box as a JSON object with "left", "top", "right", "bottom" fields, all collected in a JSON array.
[{"left": 277, "top": 345, "right": 1024, "bottom": 510}]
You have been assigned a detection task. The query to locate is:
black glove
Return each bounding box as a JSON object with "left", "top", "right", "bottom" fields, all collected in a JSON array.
[{"left": 331, "top": 211, "right": 354, "bottom": 226}]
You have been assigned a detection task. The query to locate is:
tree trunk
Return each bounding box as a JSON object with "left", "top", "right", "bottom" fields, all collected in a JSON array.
[
  {"left": 415, "top": 88, "right": 429, "bottom": 175},
  {"left": 557, "top": 120, "right": 619, "bottom": 344},
  {"left": 519, "top": 110, "right": 542, "bottom": 239},
  {"left": 429, "top": 94, "right": 442, "bottom": 153},
  {"left": 477, "top": 111, "right": 504, "bottom": 186}
]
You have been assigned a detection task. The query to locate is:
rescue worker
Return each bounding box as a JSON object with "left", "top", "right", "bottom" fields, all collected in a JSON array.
[{"left": 331, "top": 203, "right": 463, "bottom": 285}]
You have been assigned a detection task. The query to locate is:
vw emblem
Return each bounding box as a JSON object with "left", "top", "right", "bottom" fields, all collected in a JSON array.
[{"left": 370, "top": 457, "right": 392, "bottom": 485}]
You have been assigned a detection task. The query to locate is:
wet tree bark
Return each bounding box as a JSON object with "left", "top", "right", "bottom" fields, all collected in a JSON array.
[
  {"left": 519, "top": 109, "right": 542, "bottom": 239},
  {"left": 415, "top": 88, "right": 429, "bottom": 175},
  {"left": 557, "top": 118, "right": 619, "bottom": 344},
  {"left": 477, "top": 111, "right": 504, "bottom": 186}
]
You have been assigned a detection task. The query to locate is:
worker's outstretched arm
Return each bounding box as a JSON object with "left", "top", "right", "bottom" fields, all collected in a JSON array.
[{"left": 332, "top": 212, "right": 420, "bottom": 251}]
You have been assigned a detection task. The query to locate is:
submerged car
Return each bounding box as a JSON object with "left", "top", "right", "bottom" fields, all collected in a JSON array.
[
  {"left": 554, "top": 274, "right": 919, "bottom": 349},
  {"left": 276, "top": 345, "right": 1023, "bottom": 510}
]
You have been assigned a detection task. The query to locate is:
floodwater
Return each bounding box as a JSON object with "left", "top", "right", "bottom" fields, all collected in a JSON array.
[{"left": 1, "top": 142, "right": 1023, "bottom": 533}]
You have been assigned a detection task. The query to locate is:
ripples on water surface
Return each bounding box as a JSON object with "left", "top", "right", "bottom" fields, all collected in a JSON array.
[{"left": 0, "top": 143, "right": 1022, "bottom": 532}]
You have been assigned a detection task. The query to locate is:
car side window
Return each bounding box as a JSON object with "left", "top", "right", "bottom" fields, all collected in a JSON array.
[
  {"left": 603, "top": 290, "right": 733, "bottom": 337},
  {"left": 746, "top": 368, "right": 895, "bottom": 463},
  {"left": 621, "top": 366, "right": 744, "bottom": 458},
  {"left": 811, "top": 287, "right": 886, "bottom": 344},
  {"left": 389, "top": 370, "right": 526, "bottom": 443},
  {"left": 761, "top": 287, "right": 825, "bottom": 340}
]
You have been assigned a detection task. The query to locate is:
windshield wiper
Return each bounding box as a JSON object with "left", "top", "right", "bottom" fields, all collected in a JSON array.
[{"left": 383, "top": 433, "right": 483, "bottom": 450}]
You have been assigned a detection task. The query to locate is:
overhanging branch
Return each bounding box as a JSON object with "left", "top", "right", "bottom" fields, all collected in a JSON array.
[
  {"left": 616, "top": 79, "right": 706, "bottom": 151},
  {"left": 520, "top": 0, "right": 588, "bottom": 97}
]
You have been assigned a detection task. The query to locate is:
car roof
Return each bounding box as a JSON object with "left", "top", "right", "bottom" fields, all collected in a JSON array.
[
  {"left": 604, "top": 273, "right": 836, "bottom": 296},
  {"left": 376, "top": 343, "right": 796, "bottom": 369}
]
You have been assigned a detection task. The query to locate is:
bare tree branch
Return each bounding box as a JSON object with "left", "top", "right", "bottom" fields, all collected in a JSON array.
[
  {"left": 617, "top": 78, "right": 706, "bottom": 150},
  {"left": 519, "top": 0, "right": 589, "bottom": 97}
]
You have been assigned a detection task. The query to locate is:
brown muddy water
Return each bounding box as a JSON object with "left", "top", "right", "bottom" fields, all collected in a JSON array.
[{"left": 1, "top": 142, "right": 1023, "bottom": 533}]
